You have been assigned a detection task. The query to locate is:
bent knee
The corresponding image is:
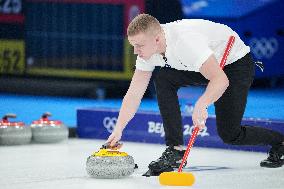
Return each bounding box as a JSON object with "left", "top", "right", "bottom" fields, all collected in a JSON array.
[{"left": 218, "top": 128, "right": 243, "bottom": 145}]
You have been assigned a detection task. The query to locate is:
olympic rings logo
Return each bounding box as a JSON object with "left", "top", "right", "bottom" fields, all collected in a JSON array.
[
  {"left": 103, "top": 117, "right": 117, "bottom": 133},
  {"left": 249, "top": 37, "right": 278, "bottom": 59}
]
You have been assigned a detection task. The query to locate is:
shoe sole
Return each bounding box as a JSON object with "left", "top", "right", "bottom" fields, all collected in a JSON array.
[{"left": 260, "top": 160, "right": 284, "bottom": 168}]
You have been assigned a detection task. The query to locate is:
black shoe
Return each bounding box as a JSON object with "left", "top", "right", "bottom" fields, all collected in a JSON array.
[
  {"left": 260, "top": 144, "right": 284, "bottom": 168},
  {"left": 143, "top": 146, "right": 186, "bottom": 176}
]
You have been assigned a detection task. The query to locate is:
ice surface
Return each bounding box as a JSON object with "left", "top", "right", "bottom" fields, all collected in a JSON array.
[{"left": 0, "top": 139, "right": 283, "bottom": 189}]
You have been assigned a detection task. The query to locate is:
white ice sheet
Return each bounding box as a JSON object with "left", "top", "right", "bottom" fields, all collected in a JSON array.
[{"left": 0, "top": 139, "right": 283, "bottom": 189}]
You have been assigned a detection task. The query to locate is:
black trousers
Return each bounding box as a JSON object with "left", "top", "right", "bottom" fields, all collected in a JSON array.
[{"left": 153, "top": 53, "right": 284, "bottom": 147}]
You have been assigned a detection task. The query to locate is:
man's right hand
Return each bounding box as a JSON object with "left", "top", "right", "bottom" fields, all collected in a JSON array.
[{"left": 106, "top": 127, "right": 123, "bottom": 147}]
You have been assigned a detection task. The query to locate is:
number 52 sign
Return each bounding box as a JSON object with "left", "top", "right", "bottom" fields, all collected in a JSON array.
[{"left": 0, "top": 40, "right": 25, "bottom": 74}]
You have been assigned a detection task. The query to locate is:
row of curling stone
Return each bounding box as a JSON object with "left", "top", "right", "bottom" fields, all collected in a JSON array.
[
  {"left": 0, "top": 114, "right": 31, "bottom": 145},
  {"left": 0, "top": 112, "right": 69, "bottom": 145},
  {"left": 86, "top": 142, "right": 138, "bottom": 179},
  {"left": 31, "top": 112, "right": 69, "bottom": 143}
]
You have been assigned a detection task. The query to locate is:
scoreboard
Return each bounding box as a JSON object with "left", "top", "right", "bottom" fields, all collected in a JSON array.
[
  {"left": 1, "top": 0, "right": 144, "bottom": 80},
  {"left": 25, "top": 0, "right": 144, "bottom": 80}
]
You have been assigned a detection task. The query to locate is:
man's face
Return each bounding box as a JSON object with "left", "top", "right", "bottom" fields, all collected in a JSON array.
[{"left": 128, "top": 32, "right": 159, "bottom": 60}]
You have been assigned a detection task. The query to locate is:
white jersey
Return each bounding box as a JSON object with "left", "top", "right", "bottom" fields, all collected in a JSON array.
[{"left": 135, "top": 19, "right": 250, "bottom": 72}]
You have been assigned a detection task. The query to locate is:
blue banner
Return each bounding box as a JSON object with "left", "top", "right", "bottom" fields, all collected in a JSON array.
[
  {"left": 77, "top": 108, "right": 284, "bottom": 152},
  {"left": 179, "top": 0, "right": 284, "bottom": 79}
]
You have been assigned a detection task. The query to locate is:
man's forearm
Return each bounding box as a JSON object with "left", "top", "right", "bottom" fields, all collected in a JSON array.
[
  {"left": 113, "top": 70, "right": 152, "bottom": 132},
  {"left": 198, "top": 75, "right": 229, "bottom": 107},
  {"left": 115, "top": 92, "right": 142, "bottom": 131}
]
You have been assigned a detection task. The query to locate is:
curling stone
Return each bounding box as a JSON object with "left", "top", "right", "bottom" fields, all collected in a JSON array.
[
  {"left": 0, "top": 114, "right": 32, "bottom": 145},
  {"left": 86, "top": 147, "right": 136, "bottom": 179},
  {"left": 30, "top": 112, "right": 68, "bottom": 143}
]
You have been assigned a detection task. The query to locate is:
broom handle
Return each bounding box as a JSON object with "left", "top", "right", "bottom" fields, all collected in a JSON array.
[
  {"left": 178, "top": 36, "right": 235, "bottom": 172},
  {"left": 220, "top": 36, "right": 235, "bottom": 69}
]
